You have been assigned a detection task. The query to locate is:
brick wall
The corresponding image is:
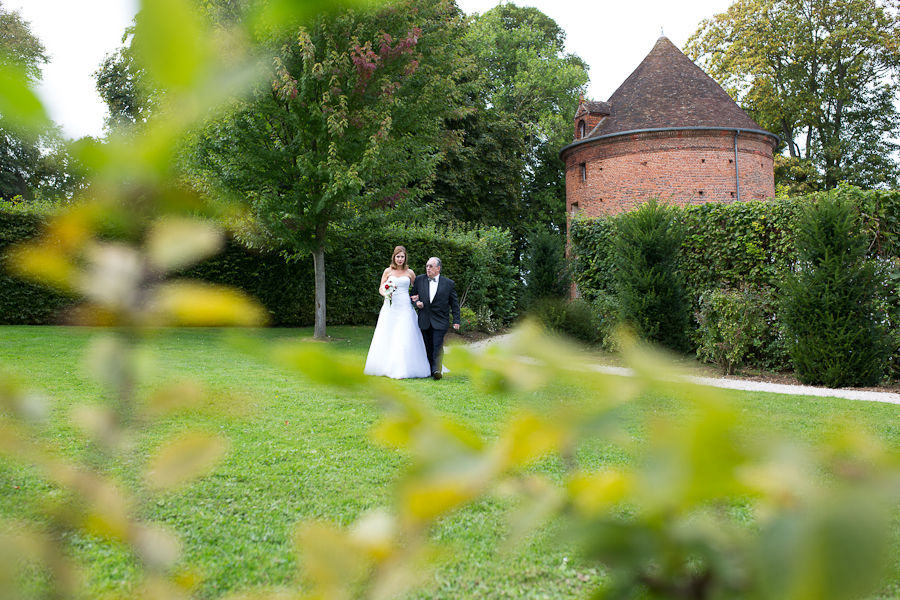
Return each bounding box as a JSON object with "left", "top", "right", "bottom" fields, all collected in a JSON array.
[{"left": 563, "top": 129, "right": 776, "bottom": 219}]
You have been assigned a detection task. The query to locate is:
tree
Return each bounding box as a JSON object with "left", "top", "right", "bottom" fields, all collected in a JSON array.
[
  {"left": 686, "top": 0, "right": 900, "bottom": 191},
  {"left": 614, "top": 199, "right": 691, "bottom": 353},
  {"left": 779, "top": 194, "right": 889, "bottom": 387},
  {"left": 522, "top": 227, "right": 569, "bottom": 308},
  {"left": 188, "top": 0, "right": 466, "bottom": 338},
  {"left": 94, "top": 41, "right": 151, "bottom": 131},
  {"left": 0, "top": 0, "right": 48, "bottom": 201},
  {"left": 425, "top": 3, "right": 587, "bottom": 252}
]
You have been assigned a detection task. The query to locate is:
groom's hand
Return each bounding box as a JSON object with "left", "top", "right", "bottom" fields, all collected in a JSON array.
[
  {"left": 410, "top": 295, "right": 418, "bottom": 302},
  {"left": 453, "top": 324, "right": 460, "bottom": 331},
  {"left": 416, "top": 301, "right": 424, "bottom": 308}
]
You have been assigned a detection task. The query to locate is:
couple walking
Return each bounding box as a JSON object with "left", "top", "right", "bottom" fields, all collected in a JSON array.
[{"left": 364, "top": 246, "right": 460, "bottom": 380}]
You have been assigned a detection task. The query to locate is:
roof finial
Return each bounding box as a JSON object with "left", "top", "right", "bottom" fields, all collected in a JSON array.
[{"left": 661, "top": 26, "right": 665, "bottom": 37}]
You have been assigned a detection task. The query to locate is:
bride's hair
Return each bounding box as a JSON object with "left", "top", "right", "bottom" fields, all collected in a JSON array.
[{"left": 390, "top": 246, "right": 408, "bottom": 270}]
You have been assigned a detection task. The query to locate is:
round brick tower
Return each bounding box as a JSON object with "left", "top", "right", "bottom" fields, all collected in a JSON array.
[{"left": 560, "top": 37, "right": 779, "bottom": 219}]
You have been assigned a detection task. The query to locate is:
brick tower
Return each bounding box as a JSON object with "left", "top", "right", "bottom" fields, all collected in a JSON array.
[{"left": 560, "top": 37, "right": 779, "bottom": 219}]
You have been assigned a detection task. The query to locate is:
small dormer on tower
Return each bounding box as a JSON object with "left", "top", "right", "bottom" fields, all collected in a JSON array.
[{"left": 573, "top": 96, "right": 611, "bottom": 140}]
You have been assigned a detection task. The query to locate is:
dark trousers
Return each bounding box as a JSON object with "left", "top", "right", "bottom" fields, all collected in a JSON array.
[{"left": 421, "top": 326, "right": 448, "bottom": 374}]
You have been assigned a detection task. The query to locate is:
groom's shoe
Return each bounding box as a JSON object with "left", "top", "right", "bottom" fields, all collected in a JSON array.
[{"left": 432, "top": 371, "right": 442, "bottom": 380}]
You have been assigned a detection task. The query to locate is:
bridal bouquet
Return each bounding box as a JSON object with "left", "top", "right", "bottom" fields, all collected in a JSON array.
[{"left": 383, "top": 280, "right": 398, "bottom": 304}]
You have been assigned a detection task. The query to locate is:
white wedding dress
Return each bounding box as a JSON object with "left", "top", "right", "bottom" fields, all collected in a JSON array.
[{"left": 364, "top": 276, "right": 432, "bottom": 379}]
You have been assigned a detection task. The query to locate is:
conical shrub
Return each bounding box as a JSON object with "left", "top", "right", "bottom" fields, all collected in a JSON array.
[
  {"left": 779, "top": 195, "right": 889, "bottom": 387},
  {"left": 614, "top": 199, "right": 691, "bottom": 353}
]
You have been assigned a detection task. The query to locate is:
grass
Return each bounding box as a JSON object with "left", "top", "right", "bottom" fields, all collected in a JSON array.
[{"left": 2, "top": 325, "right": 900, "bottom": 599}]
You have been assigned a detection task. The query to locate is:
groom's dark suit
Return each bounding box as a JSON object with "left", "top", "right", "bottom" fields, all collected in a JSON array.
[{"left": 411, "top": 273, "right": 461, "bottom": 375}]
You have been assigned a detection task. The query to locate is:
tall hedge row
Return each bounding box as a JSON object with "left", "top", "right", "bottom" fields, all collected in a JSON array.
[
  {"left": 0, "top": 208, "right": 519, "bottom": 327},
  {"left": 570, "top": 185, "right": 900, "bottom": 376},
  {"left": 0, "top": 210, "right": 76, "bottom": 324},
  {"left": 572, "top": 185, "right": 900, "bottom": 304}
]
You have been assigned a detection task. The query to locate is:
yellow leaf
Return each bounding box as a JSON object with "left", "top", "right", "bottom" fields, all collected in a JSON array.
[
  {"left": 150, "top": 282, "right": 270, "bottom": 327},
  {"left": 145, "top": 434, "right": 228, "bottom": 490},
  {"left": 0, "top": 64, "right": 49, "bottom": 133},
  {"left": 349, "top": 510, "right": 396, "bottom": 561},
  {"left": 132, "top": 0, "right": 211, "bottom": 92},
  {"left": 272, "top": 342, "right": 367, "bottom": 387},
  {"left": 4, "top": 244, "right": 75, "bottom": 290},
  {"left": 400, "top": 476, "right": 477, "bottom": 523},
  {"left": 295, "top": 522, "right": 366, "bottom": 592},
  {"left": 145, "top": 217, "right": 224, "bottom": 273},
  {"left": 568, "top": 471, "right": 629, "bottom": 516},
  {"left": 132, "top": 524, "right": 181, "bottom": 570},
  {"left": 146, "top": 380, "right": 207, "bottom": 416},
  {"left": 498, "top": 412, "right": 564, "bottom": 468},
  {"left": 372, "top": 415, "right": 417, "bottom": 448},
  {"left": 82, "top": 481, "right": 132, "bottom": 541}
]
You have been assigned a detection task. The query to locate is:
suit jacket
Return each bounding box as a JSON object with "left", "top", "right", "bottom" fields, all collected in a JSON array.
[{"left": 411, "top": 273, "right": 461, "bottom": 331}]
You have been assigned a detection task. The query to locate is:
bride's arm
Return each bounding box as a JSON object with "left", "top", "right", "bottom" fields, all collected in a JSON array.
[
  {"left": 379, "top": 268, "right": 391, "bottom": 296},
  {"left": 408, "top": 270, "right": 418, "bottom": 302}
]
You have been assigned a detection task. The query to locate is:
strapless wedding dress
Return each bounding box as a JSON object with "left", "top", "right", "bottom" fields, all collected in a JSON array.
[{"left": 364, "top": 276, "right": 432, "bottom": 379}]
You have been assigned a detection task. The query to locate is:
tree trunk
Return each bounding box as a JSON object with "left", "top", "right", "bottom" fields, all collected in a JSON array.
[{"left": 313, "top": 223, "right": 327, "bottom": 340}]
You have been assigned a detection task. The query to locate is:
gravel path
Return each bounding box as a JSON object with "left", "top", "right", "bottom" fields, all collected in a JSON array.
[{"left": 461, "top": 334, "right": 900, "bottom": 406}]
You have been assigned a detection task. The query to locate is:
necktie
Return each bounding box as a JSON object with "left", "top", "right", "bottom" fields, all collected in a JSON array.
[{"left": 428, "top": 277, "right": 437, "bottom": 282}]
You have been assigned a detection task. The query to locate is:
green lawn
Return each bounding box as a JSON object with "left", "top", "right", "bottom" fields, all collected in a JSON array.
[{"left": 2, "top": 325, "right": 900, "bottom": 599}]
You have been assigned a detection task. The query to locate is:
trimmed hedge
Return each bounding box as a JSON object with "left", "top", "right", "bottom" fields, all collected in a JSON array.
[
  {"left": 0, "top": 209, "right": 76, "bottom": 324},
  {"left": 0, "top": 206, "right": 519, "bottom": 327},
  {"left": 570, "top": 185, "right": 900, "bottom": 374}
]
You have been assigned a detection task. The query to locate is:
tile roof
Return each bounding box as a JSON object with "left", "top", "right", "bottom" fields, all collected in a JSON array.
[
  {"left": 588, "top": 37, "right": 767, "bottom": 138},
  {"left": 576, "top": 101, "right": 611, "bottom": 117}
]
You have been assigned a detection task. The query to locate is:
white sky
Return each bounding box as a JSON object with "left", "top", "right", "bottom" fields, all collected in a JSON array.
[{"left": 15, "top": 0, "right": 734, "bottom": 140}]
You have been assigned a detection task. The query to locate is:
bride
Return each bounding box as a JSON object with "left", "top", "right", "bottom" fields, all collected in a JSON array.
[{"left": 364, "top": 246, "right": 432, "bottom": 379}]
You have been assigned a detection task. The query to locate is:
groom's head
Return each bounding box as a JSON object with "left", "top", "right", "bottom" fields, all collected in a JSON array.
[{"left": 425, "top": 257, "right": 442, "bottom": 277}]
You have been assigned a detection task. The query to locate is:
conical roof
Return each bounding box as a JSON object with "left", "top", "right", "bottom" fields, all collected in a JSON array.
[{"left": 588, "top": 37, "right": 766, "bottom": 138}]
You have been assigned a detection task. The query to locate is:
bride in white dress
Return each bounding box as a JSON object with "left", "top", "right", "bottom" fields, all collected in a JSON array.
[{"left": 364, "top": 246, "right": 432, "bottom": 379}]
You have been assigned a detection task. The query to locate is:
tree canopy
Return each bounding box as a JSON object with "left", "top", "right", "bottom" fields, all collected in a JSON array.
[
  {"left": 186, "top": 0, "right": 467, "bottom": 338},
  {"left": 0, "top": 0, "right": 47, "bottom": 84},
  {"left": 0, "top": 1, "right": 82, "bottom": 202},
  {"left": 686, "top": 0, "right": 900, "bottom": 192},
  {"left": 425, "top": 3, "right": 587, "bottom": 251}
]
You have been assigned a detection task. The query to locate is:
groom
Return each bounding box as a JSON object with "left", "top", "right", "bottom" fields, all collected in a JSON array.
[{"left": 411, "top": 256, "right": 460, "bottom": 380}]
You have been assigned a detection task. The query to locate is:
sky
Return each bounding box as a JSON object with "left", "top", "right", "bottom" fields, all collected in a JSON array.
[{"left": 14, "top": 0, "right": 734, "bottom": 140}]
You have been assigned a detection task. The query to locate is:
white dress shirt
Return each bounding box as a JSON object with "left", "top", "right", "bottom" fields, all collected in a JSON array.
[{"left": 429, "top": 274, "right": 439, "bottom": 302}]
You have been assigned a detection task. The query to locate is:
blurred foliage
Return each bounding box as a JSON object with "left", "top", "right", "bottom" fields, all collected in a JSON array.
[{"left": 4, "top": 1, "right": 900, "bottom": 600}]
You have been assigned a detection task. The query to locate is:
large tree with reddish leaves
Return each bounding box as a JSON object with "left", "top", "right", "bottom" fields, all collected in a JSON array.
[{"left": 189, "top": 0, "right": 467, "bottom": 338}]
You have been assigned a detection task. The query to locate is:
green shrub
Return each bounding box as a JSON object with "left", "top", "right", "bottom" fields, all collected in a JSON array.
[
  {"left": 780, "top": 194, "right": 890, "bottom": 387},
  {"left": 528, "top": 297, "right": 567, "bottom": 331},
  {"left": 695, "top": 288, "right": 767, "bottom": 375},
  {"left": 522, "top": 229, "right": 569, "bottom": 308},
  {"left": 525, "top": 297, "right": 604, "bottom": 346},
  {"left": 559, "top": 298, "right": 601, "bottom": 344},
  {"left": 569, "top": 215, "right": 616, "bottom": 302},
  {"left": 570, "top": 185, "right": 900, "bottom": 373},
  {"left": 614, "top": 199, "right": 691, "bottom": 353},
  {"left": 458, "top": 306, "right": 477, "bottom": 333},
  {"left": 590, "top": 293, "right": 622, "bottom": 353}
]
